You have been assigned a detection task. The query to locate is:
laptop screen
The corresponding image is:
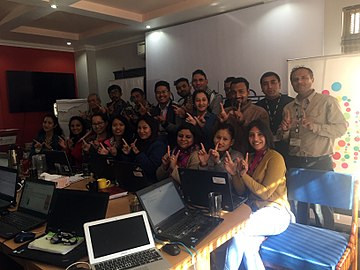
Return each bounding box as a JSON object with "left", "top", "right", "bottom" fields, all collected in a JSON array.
[
  {"left": 19, "top": 181, "right": 54, "bottom": 215},
  {"left": 84, "top": 212, "right": 155, "bottom": 264},
  {"left": 137, "top": 180, "right": 185, "bottom": 227},
  {"left": 0, "top": 166, "right": 17, "bottom": 201},
  {"left": 45, "top": 151, "right": 72, "bottom": 175}
]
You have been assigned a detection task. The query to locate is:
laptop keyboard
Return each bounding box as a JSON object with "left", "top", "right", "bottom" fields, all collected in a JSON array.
[
  {"left": 94, "top": 249, "right": 162, "bottom": 270},
  {"left": 166, "top": 213, "right": 205, "bottom": 238},
  {"left": 0, "top": 213, "right": 40, "bottom": 229}
]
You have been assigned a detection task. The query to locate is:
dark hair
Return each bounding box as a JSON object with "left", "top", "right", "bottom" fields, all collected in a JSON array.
[
  {"left": 68, "top": 116, "right": 87, "bottom": 144},
  {"left": 174, "top": 77, "right": 189, "bottom": 86},
  {"left": 247, "top": 120, "right": 274, "bottom": 150},
  {"left": 231, "top": 77, "right": 250, "bottom": 90},
  {"left": 42, "top": 113, "right": 63, "bottom": 136},
  {"left": 214, "top": 123, "right": 235, "bottom": 141},
  {"left": 154, "top": 80, "right": 170, "bottom": 92},
  {"left": 260, "top": 72, "right": 281, "bottom": 85},
  {"left": 192, "top": 90, "right": 210, "bottom": 106},
  {"left": 110, "top": 114, "right": 134, "bottom": 142},
  {"left": 136, "top": 115, "right": 159, "bottom": 151},
  {"left": 192, "top": 69, "right": 207, "bottom": 79},
  {"left": 131, "top": 88, "right": 145, "bottom": 96},
  {"left": 290, "top": 66, "right": 314, "bottom": 80},
  {"left": 107, "top": 84, "right": 122, "bottom": 95},
  {"left": 91, "top": 113, "right": 110, "bottom": 136},
  {"left": 224, "top": 76, "right": 235, "bottom": 84},
  {"left": 177, "top": 123, "right": 200, "bottom": 146}
]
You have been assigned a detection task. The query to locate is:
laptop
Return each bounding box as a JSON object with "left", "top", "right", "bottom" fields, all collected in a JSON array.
[
  {"left": 46, "top": 189, "right": 109, "bottom": 236},
  {"left": 84, "top": 211, "right": 170, "bottom": 270},
  {"left": 45, "top": 150, "right": 74, "bottom": 176},
  {"left": 179, "top": 168, "right": 247, "bottom": 212},
  {"left": 0, "top": 166, "right": 17, "bottom": 209},
  {"left": 0, "top": 179, "right": 56, "bottom": 239},
  {"left": 136, "top": 178, "right": 223, "bottom": 247}
]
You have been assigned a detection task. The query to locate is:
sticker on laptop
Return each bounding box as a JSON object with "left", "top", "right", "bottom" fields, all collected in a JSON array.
[{"left": 212, "top": 176, "right": 226, "bottom": 184}]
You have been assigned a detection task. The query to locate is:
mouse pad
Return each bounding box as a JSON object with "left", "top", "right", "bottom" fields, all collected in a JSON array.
[{"left": 10, "top": 240, "right": 87, "bottom": 268}]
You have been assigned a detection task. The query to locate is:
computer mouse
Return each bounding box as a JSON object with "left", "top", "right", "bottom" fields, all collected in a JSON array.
[
  {"left": 161, "top": 243, "right": 181, "bottom": 256},
  {"left": 14, "top": 231, "right": 36, "bottom": 243}
]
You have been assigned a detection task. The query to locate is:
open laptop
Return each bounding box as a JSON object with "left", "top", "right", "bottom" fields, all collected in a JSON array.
[
  {"left": 46, "top": 189, "right": 109, "bottom": 236},
  {"left": 84, "top": 211, "right": 170, "bottom": 270},
  {"left": 45, "top": 150, "right": 74, "bottom": 176},
  {"left": 0, "top": 166, "right": 17, "bottom": 209},
  {"left": 136, "top": 178, "right": 223, "bottom": 247},
  {"left": 179, "top": 168, "right": 247, "bottom": 212},
  {"left": 0, "top": 179, "right": 56, "bottom": 239}
]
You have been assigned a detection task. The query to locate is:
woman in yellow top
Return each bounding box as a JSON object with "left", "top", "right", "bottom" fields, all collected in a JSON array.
[{"left": 222, "top": 119, "right": 294, "bottom": 270}]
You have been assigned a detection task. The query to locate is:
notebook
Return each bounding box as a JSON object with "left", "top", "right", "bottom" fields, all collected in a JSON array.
[
  {"left": 0, "top": 179, "right": 56, "bottom": 239},
  {"left": 0, "top": 166, "right": 17, "bottom": 209},
  {"left": 45, "top": 150, "right": 74, "bottom": 176},
  {"left": 83, "top": 211, "right": 170, "bottom": 270},
  {"left": 136, "top": 178, "right": 223, "bottom": 247},
  {"left": 179, "top": 168, "right": 247, "bottom": 212}
]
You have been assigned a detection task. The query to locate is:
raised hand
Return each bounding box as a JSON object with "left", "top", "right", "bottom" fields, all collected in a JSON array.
[
  {"left": 198, "top": 143, "right": 210, "bottom": 167},
  {"left": 58, "top": 136, "right": 67, "bottom": 150},
  {"left": 138, "top": 102, "right": 149, "bottom": 116},
  {"left": 121, "top": 138, "right": 131, "bottom": 154},
  {"left": 173, "top": 105, "right": 186, "bottom": 118},
  {"left": 301, "top": 107, "right": 314, "bottom": 131},
  {"left": 185, "top": 113, "right": 197, "bottom": 126},
  {"left": 218, "top": 103, "right": 229, "bottom": 123},
  {"left": 97, "top": 142, "right": 109, "bottom": 155},
  {"left": 130, "top": 139, "right": 139, "bottom": 154},
  {"left": 224, "top": 151, "right": 237, "bottom": 176},
  {"left": 161, "top": 145, "right": 171, "bottom": 169},
  {"left": 169, "top": 150, "right": 180, "bottom": 171},
  {"left": 238, "top": 153, "right": 249, "bottom": 176},
  {"left": 81, "top": 139, "right": 91, "bottom": 152},
  {"left": 233, "top": 102, "right": 244, "bottom": 122},
  {"left": 194, "top": 114, "right": 206, "bottom": 128},
  {"left": 209, "top": 142, "right": 220, "bottom": 164}
]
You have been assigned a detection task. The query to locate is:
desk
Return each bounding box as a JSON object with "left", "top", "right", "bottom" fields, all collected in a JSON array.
[{"left": 0, "top": 179, "right": 251, "bottom": 270}]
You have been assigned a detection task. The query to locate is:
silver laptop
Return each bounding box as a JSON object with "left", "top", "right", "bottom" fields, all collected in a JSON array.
[
  {"left": 84, "top": 211, "right": 170, "bottom": 270},
  {"left": 0, "top": 166, "right": 17, "bottom": 209}
]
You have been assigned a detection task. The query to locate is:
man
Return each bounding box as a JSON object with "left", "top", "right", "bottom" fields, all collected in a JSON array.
[
  {"left": 106, "top": 84, "right": 127, "bottom": 117},
  {"left": 218, "top": 77, "right": 269, "bottom": 154},
  {"left": 256, "top": 72, "right": 293, "bottom": 157},
  {"left": 173, "top": 77, "right": 193, "bottom": 118},
  {"left": 279, "top": 66, "right": 347, "bottom": 229},
  {"left": 223, "top": 76, "right": 236, "bottom": 108},
  {"left": 152, "top": 80, "right": 181, "bottom": 147},
  {"left": 80, "top": 93, "right": 107, "bottom": 126},
  {"left": 191, "top": 69, "right": 223, "bottom": 115}
]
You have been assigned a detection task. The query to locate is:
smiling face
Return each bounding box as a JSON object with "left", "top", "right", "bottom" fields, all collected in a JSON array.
[
  {"left": 290, "top": 68, "right": 314, "bottom": 98},
  {"left": 70, "top": 119, "right": 83, "bottom": 136},
  {"left": 137, "top": 120, "right": 151, "bottom": 140},
  {"left": 155, "top": 86, "right": 171, "bottom": 105},
  {"left": 248, "top": 126, "right": 267, "bottom": 151},
  {"left": 92, "top": 116, "right": 107, "bottom": 135},
  {"left": 112, "top": 118, "right": 125, "bottom": 137},
  {"left": 232, "top": 82, "right": 249, "bottom": 105},
  {"left": 192, "top": 74, "right": 208, "bottom": 91},
  {"left": 214, "top": 129, "right": 234, "bottom": 152},
  {"left": 176, "top": 81, "right": 191, "bottom": 98},
  {"left": 177, "top": 129, "right": 194, "bottom": 150},
  {"left": 194, "top": 92, "right": 209, "bottom": 113},
  {"left": 43, "top": 116, "right": 56, "bottom": 133}
]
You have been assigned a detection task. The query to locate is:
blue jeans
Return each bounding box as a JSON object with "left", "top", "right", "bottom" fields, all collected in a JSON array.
[{"left": 224, "top": 206, "right": 293, "bottom": 270}]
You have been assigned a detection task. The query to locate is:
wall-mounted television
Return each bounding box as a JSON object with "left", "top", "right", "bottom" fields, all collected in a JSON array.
[{"left": 6, "top": 71, "right": 76, "bottom": 113}]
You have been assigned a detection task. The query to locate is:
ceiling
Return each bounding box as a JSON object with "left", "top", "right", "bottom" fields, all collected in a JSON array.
[{"left": 0, "top": 0, "right": 270, "bottom": 51}]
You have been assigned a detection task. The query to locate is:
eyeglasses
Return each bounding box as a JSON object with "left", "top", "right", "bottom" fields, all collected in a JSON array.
[{"left": 92, "top": 121, "right": 105, "bottom": 127}]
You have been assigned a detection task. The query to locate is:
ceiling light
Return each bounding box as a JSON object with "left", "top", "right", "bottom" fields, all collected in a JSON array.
[
  {"left": 49, "top": 0, "right": 58, "bottom": 9},
  {"left": 145, "top": 25, "right": 151, "bottom": 29},
  {"left": 66, "top": 42, "right": 72, "bottom": 46},
  {"left": 211, "top": 2, "right": 219, "bottom": 6}
]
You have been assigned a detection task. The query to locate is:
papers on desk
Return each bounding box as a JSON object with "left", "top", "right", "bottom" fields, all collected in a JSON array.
[
  {"left": 28, "top": 232, "right": 84, "bottom": 255},
  {"left": 39, "top": 173, "right": 85, "bottom": 188}
]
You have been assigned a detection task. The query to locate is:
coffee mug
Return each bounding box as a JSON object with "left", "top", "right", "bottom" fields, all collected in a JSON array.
[{"left": 97, "top": 178, "right": 111, "bottom": 189}]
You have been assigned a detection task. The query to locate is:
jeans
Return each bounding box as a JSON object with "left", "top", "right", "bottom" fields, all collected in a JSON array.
[{"left": 224, "top": 206, "right": 293, "bottom": 270}]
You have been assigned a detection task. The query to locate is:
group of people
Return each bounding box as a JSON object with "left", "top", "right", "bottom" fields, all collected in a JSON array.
[{"left": 30, "top": 66, "right": 346, "bottom": 270}]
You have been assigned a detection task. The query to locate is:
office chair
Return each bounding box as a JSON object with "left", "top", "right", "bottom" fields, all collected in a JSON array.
[{"left": 260, "top": 168, "right": 358, "bottom": 270}]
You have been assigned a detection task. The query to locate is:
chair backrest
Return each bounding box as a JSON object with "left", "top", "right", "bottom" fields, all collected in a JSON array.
[{"left": 287, "top": 168, "right": 355, "bottom": 210}]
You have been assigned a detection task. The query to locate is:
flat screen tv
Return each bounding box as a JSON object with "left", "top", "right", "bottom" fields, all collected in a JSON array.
[{"left": 6, "top": 71, "right": 76, "bottom": 113}]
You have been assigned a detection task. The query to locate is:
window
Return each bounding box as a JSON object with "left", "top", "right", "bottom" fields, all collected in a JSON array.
[{"left": 342, "top": 5, "right": 360, "bottom": 53}]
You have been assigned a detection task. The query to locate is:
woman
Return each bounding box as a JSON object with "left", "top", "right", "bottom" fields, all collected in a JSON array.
[
  {"left": 122, "top": 115, "right": 166, "bottom": 183},
  {"left": 156, "top": 123, "right": 200, "bottom": 183},
  {"left": 185, "top": 90, "right": 217, "bottom": 150},
  {"left": 82, "top": 113, "right": 110, "bottom": 154},
  {"left": 59, "top": 116, "right": 89, "bottom": 169},
  {"left": 98, "top": 115, "right": 134, "bottom": 159},
  {"left": 198, "top": 123, "right": 243, "bottom": 171},
  {"left": 222, "top": 120, "right": 293, "bottom": 270},
  {"left": 31, "top": 114, "right": 63, "bottom": 155}
]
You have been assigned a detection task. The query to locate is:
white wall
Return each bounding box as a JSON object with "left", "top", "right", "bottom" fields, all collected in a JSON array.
[{"left": 146, "top": 0, "right": 325, "bottom": 104}]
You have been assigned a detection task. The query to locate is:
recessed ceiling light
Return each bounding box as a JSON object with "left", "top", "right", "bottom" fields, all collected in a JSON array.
[
  {"left": 146, "top": 25, "right": 151, "bottom": 29},
  {"left": 66, "top": 42, "right": 72, "bottom": 46}
]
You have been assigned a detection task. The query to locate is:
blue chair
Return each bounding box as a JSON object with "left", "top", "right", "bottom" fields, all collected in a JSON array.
[{"left": 260, "top": 168, "right": 358, "bottom": 270}]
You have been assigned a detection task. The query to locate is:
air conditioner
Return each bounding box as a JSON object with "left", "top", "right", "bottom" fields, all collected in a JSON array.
[{"left": 137, "top": 42, "right": 145, "bottom": 56}]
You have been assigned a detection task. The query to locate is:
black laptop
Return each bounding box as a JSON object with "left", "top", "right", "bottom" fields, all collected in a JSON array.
[
  {"left": 0, "top": 179, "right": 56, "bottom": 239},
  {"left": 136, "top": 178, "right": 223, "bottom": 247},
  {"left": 45, "top": 150, "right": 74, "bottom": 176},
  {"left": 179, "top": 168, "right": 247, "bottom": 212},
  {"left": 0, "top": 166, "right": 17, "bottom": 209}
]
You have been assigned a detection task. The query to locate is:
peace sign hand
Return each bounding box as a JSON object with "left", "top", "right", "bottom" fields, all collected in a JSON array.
[
  {"left": 194, "top": 114, "right": 206, "bottom": 128},
  {"left": 198, "top": 143, "right": 210, "bottom": 167},
  {"left": 224, "top": 151, "right": 237, "bottom": 176},
  {"left": 233, "top": 102, "right": 244, "bottom": 122},
  {"left": 97, "top": 143, "right": 109, "bottom": 155},
  {"left": 121, "top": 138, "right": 131, "bottom": 155},
  {"left": 130, "top": 139, "right": 139, "bottom": 154},
  {"left": 209, "top": 142, "right": 220, "bottom": 164},
  {"left": 169, "top": 150, "right": 180, "bottom": 171},
  {"left": 280, "top": 109, "right": 292, "bottom": 131},
  {"left": 161, "top": 145, "right": 171, "bottom": 169},
  {"left": 238, "top": 153, "right": 249, "bottom": 176},
  {"left": 218, "top": 103, "right": 229, "bottom": 123},
  {"left": 185, "top": 113, "right": 197, "bottom": 126}
]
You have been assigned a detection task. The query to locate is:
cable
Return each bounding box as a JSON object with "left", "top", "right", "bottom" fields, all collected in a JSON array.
[{"left": 65, "top": 261, "right": 91, "bottom": 270}]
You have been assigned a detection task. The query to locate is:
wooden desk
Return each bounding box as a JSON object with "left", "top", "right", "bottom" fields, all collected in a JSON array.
[{"left": 0, "top": 179, "right": 251, "bottom": 270}]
